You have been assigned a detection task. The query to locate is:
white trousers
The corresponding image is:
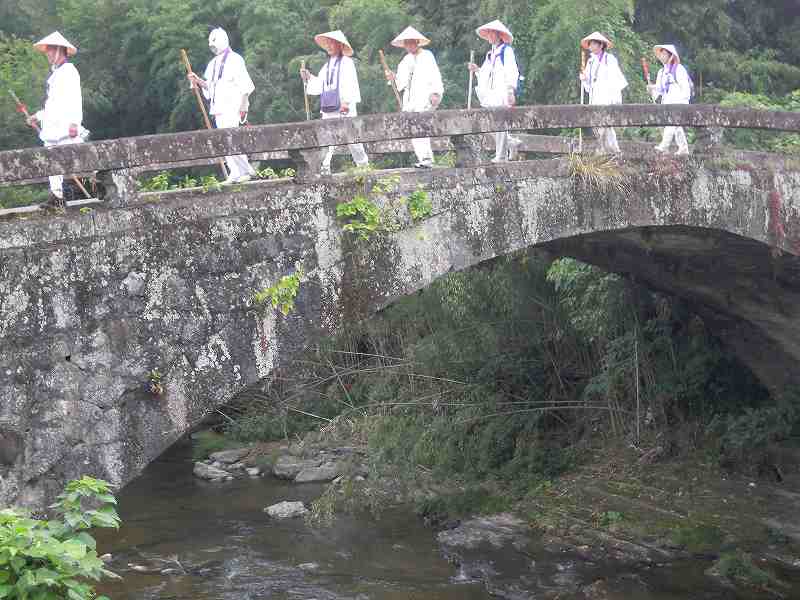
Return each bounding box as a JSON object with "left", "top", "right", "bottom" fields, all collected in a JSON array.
[
  {"left": 411, "top": 137, "right": 433, "bottom": 163},
  {"left": 45, "top": 137, "right": 82, "bottom": 198},
  {"left": 659, "top": 126, "right": 689, "bottom": 152},
  {"left": 593, "top": 127, "right": 620, "bottom": 153},
  {"left": 214, "top": 112, "right": 254, "bottom": 179},
  {"left": 321, "top": 106, "right": 369, "bottom": 170}
]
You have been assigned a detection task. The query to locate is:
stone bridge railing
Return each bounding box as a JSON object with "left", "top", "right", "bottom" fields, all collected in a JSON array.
[{"left": 1, "top": 104, "right": 799, "bottom": 208}]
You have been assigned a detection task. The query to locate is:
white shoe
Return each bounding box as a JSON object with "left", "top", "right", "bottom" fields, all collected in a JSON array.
[
  {"left": 508, "top": 137, "right": 522, "bottom": 160},
  {"left": 236, "top": 174, "right": 252, "bottom": 183},
  {"left": 675, "top": 147, "right": 690, "bottom": 156},
  {"left": 654, "top": 145, "right": 669, "bottom": 153},
  {"left": 414, "top": 159, "right": 433, "bottom": 169},
  {"left": 223, "top": 175, "right": 238, "bottom": 185},
  {"left": 320, "top": 166, "right": 332, "bottom": 176}
]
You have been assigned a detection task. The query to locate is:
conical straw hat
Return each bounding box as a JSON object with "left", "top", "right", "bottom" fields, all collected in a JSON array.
[
  {"left": 34, "top": 31, "right": 77, "bottom": 56},
  {"left": 391, "top": 26, "right": 431, "bottom": 48},
  {"left": 581, "top": 31, "right": 614, "bottom": 50},
  {"left": 476, "top": 20, "right": 513, "bottom": 44},
  {"left": 314, "top": 30, "right": 354, "bottom": 57},
  {"left": 653, "top": 44, "right": 680, "bottom": 64}
]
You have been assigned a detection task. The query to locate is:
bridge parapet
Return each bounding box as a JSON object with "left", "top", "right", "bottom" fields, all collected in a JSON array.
[{"left": 1, "top": 104, "right": 799, "bottom": 208}]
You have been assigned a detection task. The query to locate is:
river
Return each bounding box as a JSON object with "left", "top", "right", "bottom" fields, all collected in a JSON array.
[{"left": 95, "top": 441, "right": 797, "bottom": 599}]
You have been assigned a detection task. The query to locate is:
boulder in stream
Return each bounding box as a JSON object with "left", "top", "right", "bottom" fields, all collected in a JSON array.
[
  {"left": 264, "top": 501, "right": 309, "bottom": 518},
  {"left": 272, "top": 455, "right": 322, "bottom": 479},
  {"left": 295, "top": 461, "right": 341, "bottom": 483},
  {"left": 193, "top": 462, "right": 231, "bottom": 481},
  {"left": 209, "top": 448, "right": 251, "bottom": 464}
]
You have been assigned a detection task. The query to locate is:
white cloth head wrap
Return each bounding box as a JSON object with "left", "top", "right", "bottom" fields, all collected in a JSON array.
[{"left": 208, "top": 28, "right": 230, "bottom": 55}]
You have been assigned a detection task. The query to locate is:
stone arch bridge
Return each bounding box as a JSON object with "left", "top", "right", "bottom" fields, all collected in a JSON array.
[{"left": 1, "top": 104, "right": 800, "bottom": 508}]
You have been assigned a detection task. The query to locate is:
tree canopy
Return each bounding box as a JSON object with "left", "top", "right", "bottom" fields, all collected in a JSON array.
[{"left": 1, "top": 0, "right": 798, "bottom": 150}]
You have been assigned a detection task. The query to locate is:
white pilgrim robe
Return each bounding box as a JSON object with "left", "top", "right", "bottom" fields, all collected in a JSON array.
[
  {"left": 582, "top": 52, "right": 627, "bottom": 105},
  {"left": 475, "top": 44, "right": 519, "bottom": 108},
  {"left": 35, "top": 62, "right": 84, "bottom": 144},
  {"left": 651, "top": 63, "right": 691, "bottom": 105},
  {"left": 395, "top": 49, "right": 444, "bottom": 112},
  {"left": 306, "top": 56, "right": 368, "bottom": 169},
  {"left": 652, "top": 63, "right": 691, "bottom": 152},
  {"left": 202, "top": 50, "right": 255, "bottom": 116}
]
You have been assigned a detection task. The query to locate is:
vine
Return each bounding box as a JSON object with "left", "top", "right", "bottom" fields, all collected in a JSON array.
[{"left": 253, "top": 264, "right": 305, "bottom": 316}]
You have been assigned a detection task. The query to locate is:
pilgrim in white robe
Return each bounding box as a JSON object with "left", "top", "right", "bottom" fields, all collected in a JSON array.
[
  {"left": 35, "top": 62, "right": 87, "bottom": 197},
  {"left": 306, "top": 55, "right": 369, "bottom": 171},
  {"left": 475, "top": 44, "right": 520, "bottom": 161},
  {"left": 651, "top": 63, "right": 691, "bottom": 153},
  {"left": 582, "top": 51, "right": 628, "bottom": 153},
  {"left": 202, "top": 33, "right": 256, "bottom": 182},
  {"left": 395, "top": 48, "right": 444, "bottom": 165}
]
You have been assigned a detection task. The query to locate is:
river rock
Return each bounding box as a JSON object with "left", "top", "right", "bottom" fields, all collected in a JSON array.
[
  {"left": 295, "top": 461, "right": 341, "bottom": 483},
  {"left": 193, "top": 462, "right": 230, "bottom": 481},
  {"left": 437, "top": 513, "right": 531, "bottom": 549},
  {"left": 209, "top": 448, "right": 251, "bottom": 464},
  {"left": 264, "top": 501, "right": 309, "bottom": 518},
  {"left": 272, "top": 455, "right": 321, "bottom": 479},
  {"left": 246, "top": 467, "right": 261, "bottom": 477}
]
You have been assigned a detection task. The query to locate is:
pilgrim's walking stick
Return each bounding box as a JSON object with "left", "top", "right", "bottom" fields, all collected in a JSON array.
[
  {"left": 180, "top": 48, "right": 228, "bottom": 178},
  {"left": 467, "top": 50, "right": 475, "bottom": 109},
  {"left": 9, "top": 89, "right": 92, "bottom": 199},
  {"left": 378, "top": 49, "right": 403, "bottom": 111},
  {"left": 641, "top": 57, "right": 656, "bottom": 104},
  {"left": 300, "top": 60, "right": 311, "bottom": 121}
]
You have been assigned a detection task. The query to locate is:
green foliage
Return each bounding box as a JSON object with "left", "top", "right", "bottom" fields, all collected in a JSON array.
[
  {"left": 715, "top": 550, "right": 786, "bottom": 589},
  {"left": 595, "top": 510, "right": 624, "bottom": 527},
  {"left": 253, "top": 264, "right": 304, "bottom": 316},
  {"left": 0, "top": 33, "right": 49, "bottom": 153},
  {"left": 0, "top": 477, "right": 119, "bottom": 600},
  {"left": 406, "top": 186, "right": 432, "bottom": 221},
  {"left": 138, "top": 172, "right": 171, "bottom": 192},
  {"left": 670, "top": 521, "right": 724, "bottom": 553},
  {"left": 415, "top": 487, "right": 512, "bottom": 522},
  {"left": 191, "top": 429, "right": 241, "bottom": 460},
  {"left": 336, "top": 195, "right": 384, "bottom": 240},
  {"left": 200, "top": 175, "right": 221, "bottom": 193},
  {"left": 148, "top": 368, "right": 163, "bottom": 396},
  {"left": 0, "top": 185, "right": 49, "bottom": 210}
]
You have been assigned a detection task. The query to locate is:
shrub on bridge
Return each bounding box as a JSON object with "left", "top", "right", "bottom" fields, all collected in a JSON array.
[{"left": 0, "top": 476, "right": 120, "bottom": 600}]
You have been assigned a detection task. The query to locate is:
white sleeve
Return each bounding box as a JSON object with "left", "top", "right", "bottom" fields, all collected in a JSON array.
[
  {"left": 202, "top": 60, "right": 214, "bottom": 100},
  {"left": 502, "top": 47, "right": 520, "bottom": 91},
  {"left": 652, "top": 68, "right": 664, "bottom": 100},
  {"left": 339, "top": 57, "right": 361, "bottom": 105},
  {"left": 62, "top": 65, "right": 83, "bottom": 126},
  {"left": 582, "top": 56, "right": 593, "bottom": 95},
  {"left": 475, "top": 53, "right": 492, "bottom": 103},
  {"left": 676, "top": 65, "right": 692, "bottom": 101},
  {"left": 609, "top": 54, "right": 628, "bottom": 91},
  {"left": 306, "top": 63, "right": 325, "bottom": 96},
  {"left": 426, "top": 52, "right": 444, "bottom": 96},
  {"left": 233, "top": 54, "right": 255, "bottom": 98},
  {"left": 395, "top": 55, "right": 412, "bottom": 92}
]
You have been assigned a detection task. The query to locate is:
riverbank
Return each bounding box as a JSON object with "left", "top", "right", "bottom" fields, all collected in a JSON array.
[{"left": 188, "top": 427, "right": 800, "bottom": 598}]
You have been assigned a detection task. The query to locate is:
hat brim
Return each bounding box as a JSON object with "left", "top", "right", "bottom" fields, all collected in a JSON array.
[
  {"left": 391, "top": 37, "right": 431, "bottom": 48},
  {"left": 653, "top": 45, "right": 680, "bottom": 63},
  {"left": 34, "top": 42, "right": 77, "bottom": 56},
  {"left": 477, "top": 28, "right": 512, "bottom": 44},
  {"left": 314, "top": 34, "right": 354, "bottom": 57},
  {"left": 581, "top": 37, "right": 614, "bottom": 50}
]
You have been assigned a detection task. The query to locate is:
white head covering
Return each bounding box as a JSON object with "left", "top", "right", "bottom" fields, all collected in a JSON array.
[
  {"left": 34, "top": 31, "right": 77, "bottom": 57},
  {"left": 654, "top": 44, "right": 680, "bottom": 64},
  {"left": 391, "top": 26, "right": 431, "bottom": 48},
  {"left": 476, "top": 20, "right": 513, "bottom": 44},
  {"left": 208, "top": 28, "right": 230, "bottom": 55},
  {"left": 581, "top": 32, "right": 614, "bottom": 50},
  {"left": 314, "top": 30, "right": 354, "bottom": 57}
]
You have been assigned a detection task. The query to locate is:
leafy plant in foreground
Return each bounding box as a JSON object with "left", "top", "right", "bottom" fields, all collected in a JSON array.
[{"left": 0, "top": 476, "right": 121, "bottom": 600}]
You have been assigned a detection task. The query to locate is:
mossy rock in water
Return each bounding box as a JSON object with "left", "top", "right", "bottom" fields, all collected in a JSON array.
[{"left": 707, "top": 550, "right": 787, "bottom": 591}]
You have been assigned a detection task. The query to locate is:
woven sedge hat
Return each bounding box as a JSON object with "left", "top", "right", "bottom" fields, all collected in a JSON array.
[
  {"left": 34, "top": 31, "right": 77, "bottom": 57},
  {"left": 314, "top": 30, "right": 354, "bottom": 57},
  {"left": 581, "top": 31, "right": 614, "bottom": 50},
  {"left": 654, "top": 44, "right": 680, "bottom": 64},
  {"left": 391, "top": 26, "right": 431, "bottom": 48},
  {"left": 476, "top": 20, "right": 513, "bottom": 44}
]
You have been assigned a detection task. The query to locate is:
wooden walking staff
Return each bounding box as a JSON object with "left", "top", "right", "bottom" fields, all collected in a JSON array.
[
  {"left": 378, "top": 49, "right": 403, "bottom": 111},
  {"left": 641, "top": 57, "right": 656, "bottom": 104},
  {"left": 300, "top": 60, "right": 311, "bottom": 121},
  {"left": 467, "top": 50, "right": 475, "bottom": 109},
  {"left": 9, "top": 89, "right": 92, "bottom": 199},
  {"left": 180, "top": 48, "right": 228, "bottom": 177}
]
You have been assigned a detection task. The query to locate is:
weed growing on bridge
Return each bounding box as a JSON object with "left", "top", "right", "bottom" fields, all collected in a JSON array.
[
  {"left": 407, "top": 186, "right": 432, "bottom": 221},
  {"left": 253, "top": 264, "right": 305, "bottom": 316},
  {"left": 0, "top": 476, "right": 120, "bottom": 600},
  {"left": 256, "top": 166, "right": 296, "bottom": 179},
  {"left": 336, "top": 166, "right": 403, "bottom": 240},
  {"left": 568, "top": 152, "right": 630, "bottom": 196}
]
